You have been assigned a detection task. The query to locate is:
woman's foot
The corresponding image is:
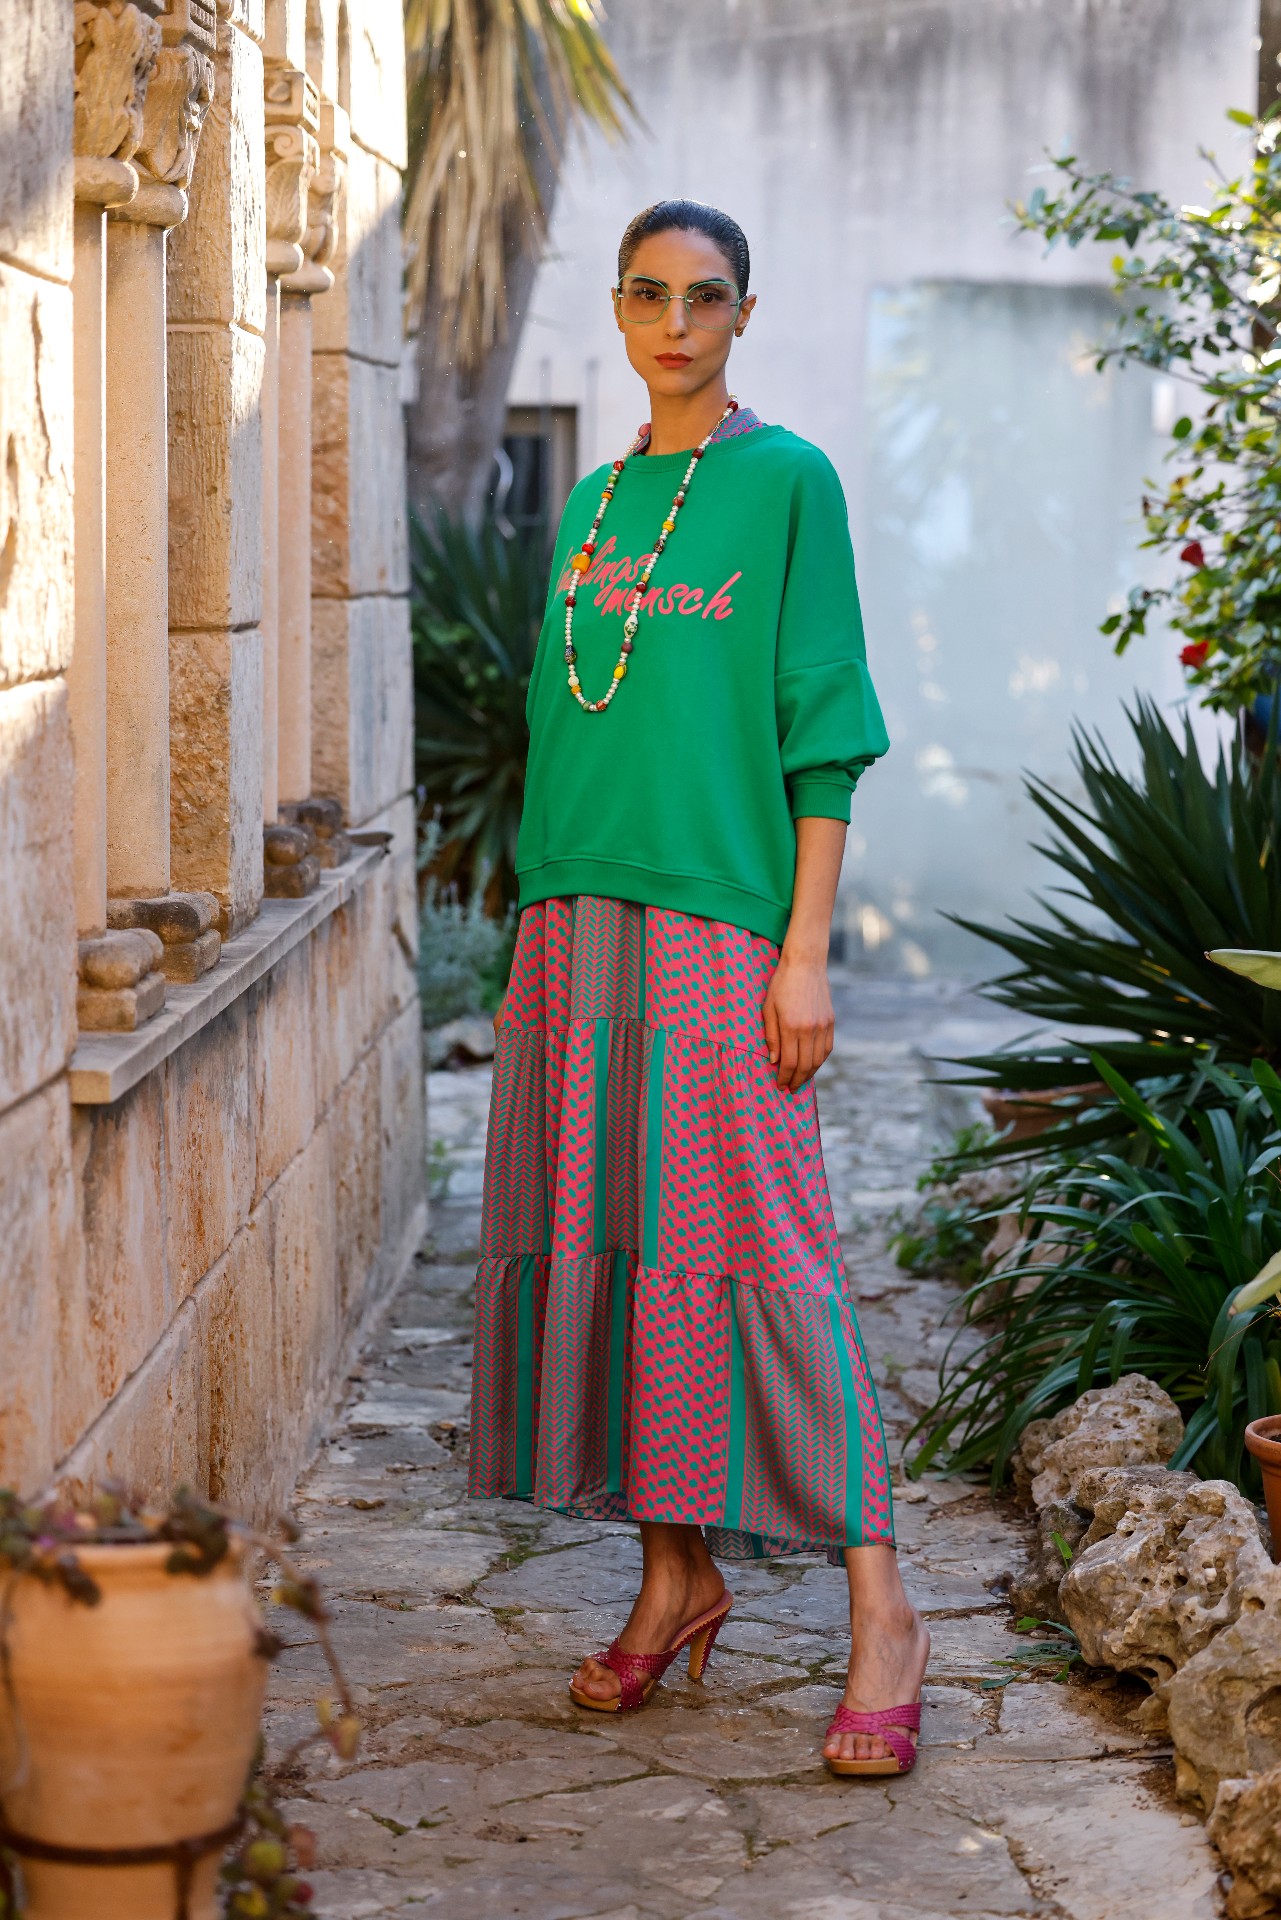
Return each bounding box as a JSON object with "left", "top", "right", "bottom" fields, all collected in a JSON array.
[
  {"left": 824, "top": 1598, "right": 930, "bottom": 1767},
  {"left": 571, "top": 1523, "right": 726, "bottom": 1705}
]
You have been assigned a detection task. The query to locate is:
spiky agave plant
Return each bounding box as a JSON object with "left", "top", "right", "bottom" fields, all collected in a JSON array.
[
  {"left": 938, "top": 697, "right": 1281, "bottom": 1165},
  {"left": 411, "top": 511, "right": 545, "bottom": 910}
]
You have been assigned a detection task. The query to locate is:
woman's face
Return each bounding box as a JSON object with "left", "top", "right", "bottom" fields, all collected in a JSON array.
[{"left": 613, "top": 229, "right": 755, "bottom": 398}]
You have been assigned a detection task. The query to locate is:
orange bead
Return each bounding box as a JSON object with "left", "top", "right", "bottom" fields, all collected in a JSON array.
[{"left": 571, "top": 553, "right": 590, "bottom": 572}]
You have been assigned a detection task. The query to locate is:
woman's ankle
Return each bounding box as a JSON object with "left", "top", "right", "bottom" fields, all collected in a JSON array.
[{"left": 849, "top": 1596, "right": 921, "bottom": 1638}]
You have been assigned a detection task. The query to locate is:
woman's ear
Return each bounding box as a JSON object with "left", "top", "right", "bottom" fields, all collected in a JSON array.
[{"left": 735, "top": 294, "right": 757, "bottom": 337}]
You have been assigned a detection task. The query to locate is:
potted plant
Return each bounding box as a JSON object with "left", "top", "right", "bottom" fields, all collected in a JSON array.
[{"left": 0, "top": 1487, "right": 358, "bottom": 1920}]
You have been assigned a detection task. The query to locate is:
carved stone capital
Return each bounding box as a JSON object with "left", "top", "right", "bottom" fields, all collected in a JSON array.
[
  {"left": 73, "top": 0, "right": 162, "bottom": 202},
  {"left": 263, "top": 65, "right": 319, "bottom": 278},
  {"left": 280, "top": 97, "right": 346, "bottom": 294},
  {"left": 155, "top": 0, "right": 216, "bottom": 54},
  {"left": 133, "top": 42, "right": 214, "bottom": 192}
]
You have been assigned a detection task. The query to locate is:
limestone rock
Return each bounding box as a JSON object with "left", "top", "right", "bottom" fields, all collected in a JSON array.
[
  {"left": 426, "top": 1016, "right": 496, "bottom": 1071},
  {"left": 1208, "top": 1770, "right": 1281, "bottom": 1913},
  {"left": 1013, "top": 1374, "right": 1185, "bottom": 1507},
  {"left": 1057, "top": 1465, "right": 1270, "bottom": 1689},
  {"left": 1008, "top": 1498, "right": 1088, "bottom": 1622},
  {"left": 1164, "top": 1564, "right": 1281, "bottom": 1811}
]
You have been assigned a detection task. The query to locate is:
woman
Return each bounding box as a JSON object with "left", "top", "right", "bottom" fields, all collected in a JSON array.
[{"left": 471, "top": 199, "right": 929, "bottom": 1778}]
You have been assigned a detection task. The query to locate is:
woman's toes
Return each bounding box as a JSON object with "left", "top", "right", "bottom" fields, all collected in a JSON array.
[{"left": 574, "top": 1657, "right": 619, "bottom": 1701}]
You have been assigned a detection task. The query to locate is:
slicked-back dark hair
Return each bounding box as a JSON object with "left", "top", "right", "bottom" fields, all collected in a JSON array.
[{"left": 617, "top": 200, "right": 750, "bottom": 298}]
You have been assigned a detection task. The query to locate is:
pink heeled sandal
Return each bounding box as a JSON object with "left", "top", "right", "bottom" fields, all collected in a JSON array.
[
  {"left": 569, "top": 1592, "right": 734, "bottom": 1713},
  {"left": 824, "top": 1700, "right": 921, "bottom": 1777}
]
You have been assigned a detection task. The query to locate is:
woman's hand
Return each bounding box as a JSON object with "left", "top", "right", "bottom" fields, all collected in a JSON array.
[
  {"left": 493, "top": 996, "right": 506, "bottom": 1037},
  {"left": 766, "top": 816, "right": 846, "bottom": 1091},
  {"left": 763, "top": 949, "right": 834, "bottom": 1092}
]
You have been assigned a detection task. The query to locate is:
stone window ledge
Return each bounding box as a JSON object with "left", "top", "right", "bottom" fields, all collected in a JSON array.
[{"left": 70, "top": 842, "right": 387, "bottom": 1105}]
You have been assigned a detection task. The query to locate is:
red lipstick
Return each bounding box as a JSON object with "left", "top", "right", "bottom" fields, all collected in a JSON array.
[{"left": 655, "top": 352, "right": 692, "bottom": 368}]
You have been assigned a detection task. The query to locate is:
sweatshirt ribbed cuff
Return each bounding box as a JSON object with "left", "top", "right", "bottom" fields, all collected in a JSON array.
[{"left": 788, "top": 776, "right": 856, "bottom": 823}]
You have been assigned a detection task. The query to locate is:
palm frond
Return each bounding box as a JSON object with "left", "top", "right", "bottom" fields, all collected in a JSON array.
[{"left": 403, "top": 0, "right": 636, "bottom": 366}]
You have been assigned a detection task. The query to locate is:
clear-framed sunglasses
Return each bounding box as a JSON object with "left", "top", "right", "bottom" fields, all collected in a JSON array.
[{"left": 613, "top": 273, "right": 744, "bottom": 332}]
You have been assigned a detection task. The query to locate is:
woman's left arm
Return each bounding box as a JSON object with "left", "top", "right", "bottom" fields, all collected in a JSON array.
[{"left": 763, "top": 816, "right": 846, "bottom": 1092}]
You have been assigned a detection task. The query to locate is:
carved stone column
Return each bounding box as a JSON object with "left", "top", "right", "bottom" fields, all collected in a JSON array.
[
  {"left": 262, "top": 64, "right": 317, "bottom": 840},
  {"left": 261, "top": 73, "right": 351, "bottom": 892},
  {"left": 104, "top": 0, "right": 224, "bottom": 988},
  {"left": 72, "top": 0, "right": 171, "bottom": 1029}
]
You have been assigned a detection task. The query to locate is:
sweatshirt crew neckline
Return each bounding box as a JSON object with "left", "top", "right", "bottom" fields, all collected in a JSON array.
[{"left": 626, "top": 422, "right": 787, "bottom": 474}]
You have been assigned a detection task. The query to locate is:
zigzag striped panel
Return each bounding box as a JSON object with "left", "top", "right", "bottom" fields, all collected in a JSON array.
[{"left": 468, "top": 896, "right": 895, "bottom": 1558}]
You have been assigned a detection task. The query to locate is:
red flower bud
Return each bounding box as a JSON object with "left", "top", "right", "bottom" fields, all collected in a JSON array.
[
  {"left": 1180, "top": 640, "right": 1211, "bottom": 669},
  {"left": 1180, "top": 541, "right": 1206, "bottom": 568}
]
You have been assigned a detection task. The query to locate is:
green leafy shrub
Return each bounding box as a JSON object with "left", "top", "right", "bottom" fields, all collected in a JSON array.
[
  {"left": 911, "top": 1057, "right": 1281, "bottom": 1493},
  {"left": 1015, "top": 108, "right": 1281, "bottom": 712},
  {"left": 892, "top": 1123, "right": 1014, "bottom": 1281},
  {"left": 418, "top": 883, "right": 514, "bottom": 1028},
  {"left": 411, "top": 511, "right": 544, "bottom": 910}
]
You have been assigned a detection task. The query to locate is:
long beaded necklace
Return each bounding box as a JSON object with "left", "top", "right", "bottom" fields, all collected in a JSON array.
[{"left": 563, "top": 395, "right": 739, "bottom": 712}]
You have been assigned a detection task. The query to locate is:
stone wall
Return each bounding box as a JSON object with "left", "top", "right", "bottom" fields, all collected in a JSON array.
[{"left": 0, "top": 0, "right": 423, "bottom": 1522}]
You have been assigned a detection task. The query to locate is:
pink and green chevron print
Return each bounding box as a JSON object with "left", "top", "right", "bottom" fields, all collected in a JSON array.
[{"left": 469, "top": 896, "right": 895, "bottom": 1561}]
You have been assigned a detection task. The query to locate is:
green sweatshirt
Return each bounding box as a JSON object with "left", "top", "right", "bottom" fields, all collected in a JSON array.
[{"left": 516, "top": 423, "right": 889, "bottom": 946}]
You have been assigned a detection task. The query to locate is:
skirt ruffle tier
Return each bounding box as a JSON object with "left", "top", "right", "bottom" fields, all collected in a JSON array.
[{"left": 469, "top": 896, "right": 894, "bottom": 1561}]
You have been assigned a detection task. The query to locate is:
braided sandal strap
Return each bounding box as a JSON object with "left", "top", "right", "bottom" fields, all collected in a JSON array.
[
  {"left": 825, "top": 1701, "right": 921, "bottom": 1773},
  {"left": 595, "top": 1639, "right": 677, "bottom": 1713}
]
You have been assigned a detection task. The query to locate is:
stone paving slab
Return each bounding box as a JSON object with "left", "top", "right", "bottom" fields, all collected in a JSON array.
[{"left": 264, "top": 977, "right": 1225, "bottom": 1918}]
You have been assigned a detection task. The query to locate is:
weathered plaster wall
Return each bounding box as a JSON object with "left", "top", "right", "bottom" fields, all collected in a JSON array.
[
  {"left": 509, "top": 0, "right": 1258, "bottom": 973},
  {"left": 0, "top": 0, "right": 421, "bottom": 1516}
]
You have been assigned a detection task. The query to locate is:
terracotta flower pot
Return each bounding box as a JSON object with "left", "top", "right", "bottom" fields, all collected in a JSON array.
[
  {"left": 0, "top": 1539, "right": 266, "bottom": 1919},
  {"left": 1246, "top": 1415, "right": 1281, "bottom": 1562},
  {"left": 981, "top": 1082, "right": 1109, "bottom": 1143}
]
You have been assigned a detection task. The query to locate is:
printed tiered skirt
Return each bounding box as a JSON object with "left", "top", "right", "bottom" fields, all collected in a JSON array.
[{"left": 469, "top": 896, "right": 894, "bottom": 1560}]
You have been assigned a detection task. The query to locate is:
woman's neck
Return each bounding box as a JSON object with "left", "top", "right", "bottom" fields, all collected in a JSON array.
[{"left": 644, "top": 380, "right": 732, "bottom": 456}]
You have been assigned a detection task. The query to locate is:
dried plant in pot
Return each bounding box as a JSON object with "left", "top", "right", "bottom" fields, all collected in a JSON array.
[{"left": 0, "top": 1488, "right": 360, "bottom": 1920}]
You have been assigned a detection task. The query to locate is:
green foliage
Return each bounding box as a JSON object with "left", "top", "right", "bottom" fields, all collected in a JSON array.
[
  {"left": 911, "top": 1058, "right": 1281, "bottom": 1493},
  {"left": 892, "top": 1195, "right": 997, "bottom": 1282},
  {"left": 892, "top": 1122, "right": 1012, "bottom": 1278},
  {"left": 418, "top": 886, "right": 515, "bottom": 1027},
  {"left": 983, "top": 1620, "right": 1083, "bottom": 1688},
  {"left": 415, "top": 817, "right": 515, "bottom": 1027},
  {"left": 411, "top": 512, "right": 544, "bottom": 911},
  {"left": 1014, "top": 108, "right": 1281, "bottom": 711},
  {"left": 944, "top": 698, "right": 1281, "bottom": 1162},
  {"left": 221, "top": 1775, "right": 318, "bottom": 1917}
]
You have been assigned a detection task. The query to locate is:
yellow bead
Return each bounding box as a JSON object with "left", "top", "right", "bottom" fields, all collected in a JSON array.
[
  {"left": 614, "top": 662, "right": 627, "bottom": 679},
  {"left": 571, "top": 552, "right": 590, "bottom": 572},
  {"left": 663, "top": 518, "right": 676, "bottom": 532}
]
